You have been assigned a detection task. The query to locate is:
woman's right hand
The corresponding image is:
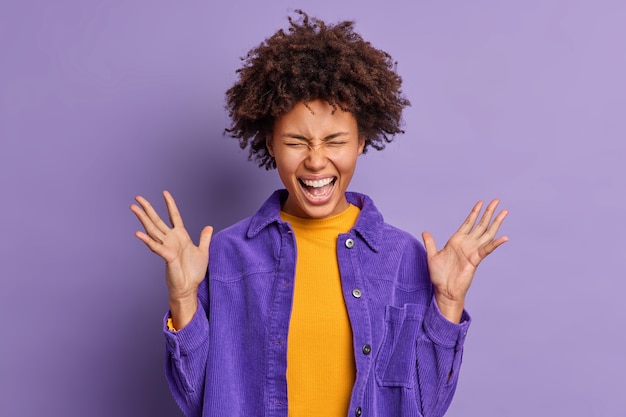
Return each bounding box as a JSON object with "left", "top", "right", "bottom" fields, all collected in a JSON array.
[{"left": 130, "top": 190, "right": 213, "bottom": 328}]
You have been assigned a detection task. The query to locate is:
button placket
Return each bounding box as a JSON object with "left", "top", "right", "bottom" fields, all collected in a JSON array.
[{"left": 344, "top": 235, "right": 364, "bottom": 417}]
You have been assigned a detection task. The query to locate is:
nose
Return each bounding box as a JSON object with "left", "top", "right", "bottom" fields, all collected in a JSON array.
[{"left": 303, "top": 144, "right": 328, "bottom": 171}]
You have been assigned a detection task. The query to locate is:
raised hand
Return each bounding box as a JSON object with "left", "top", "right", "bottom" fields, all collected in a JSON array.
[
  {"left": 422, "top": 200, "right": 508, "bottom": 323},
  {"left": 130, "top": 191, "right": 213, "bottom": 328}
]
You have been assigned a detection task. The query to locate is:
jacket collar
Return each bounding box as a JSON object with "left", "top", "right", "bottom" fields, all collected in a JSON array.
[{"left": 247, "top": 189, "right": 383, "bottom": 252}]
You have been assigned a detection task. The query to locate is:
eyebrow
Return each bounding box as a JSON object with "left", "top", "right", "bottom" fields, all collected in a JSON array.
[{"left": 280, "top": 132, "right": 350, "bottom": 143}]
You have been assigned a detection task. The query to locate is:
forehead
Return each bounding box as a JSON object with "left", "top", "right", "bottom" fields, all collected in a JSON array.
[{"left": 273, "top": 100, "right": 357, "bottom": 136}]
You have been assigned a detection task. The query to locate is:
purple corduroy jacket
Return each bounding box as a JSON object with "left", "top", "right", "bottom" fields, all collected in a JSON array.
[{"left": 163, "top": 190, "right": 470, "bottom": 417}]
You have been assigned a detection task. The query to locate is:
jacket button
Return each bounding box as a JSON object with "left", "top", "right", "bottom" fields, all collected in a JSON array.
[
  {"left": 352, "top": 288, "right": 362, "bottom": 298},
  {"left": 362, "top": 344, "right": 371, "bottom": 355},
  {"left": 355, "top": 406, "right": 362, "bottom": 416},
  {"left": 345, "top": 238, "right": 355, "bottom": 248}
]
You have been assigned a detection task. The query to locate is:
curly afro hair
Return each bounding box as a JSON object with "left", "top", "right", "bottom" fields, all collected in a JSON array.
[{"left": 225, "top": 10, "right": 410, "bottom": 169}]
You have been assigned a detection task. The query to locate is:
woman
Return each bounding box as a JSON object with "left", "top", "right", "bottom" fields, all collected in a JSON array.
[{"left": 131, "top": 10, "right": 508, "bottom": 417}]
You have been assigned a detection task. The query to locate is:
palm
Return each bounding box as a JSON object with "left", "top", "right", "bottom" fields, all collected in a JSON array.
[
  {"left": 161, "top": 226, "right": 209, "bottom": 298},
  {"left": 130, "top": 191, "right": 213, "bottom": 299},
  {"left": 422, "top": 200, "right": 508, "bottom": 303}
]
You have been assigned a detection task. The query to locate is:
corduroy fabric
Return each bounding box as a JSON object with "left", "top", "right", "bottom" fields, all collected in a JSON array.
[{"left": 163, "top": 190, "right": 471, "bottom": 417}]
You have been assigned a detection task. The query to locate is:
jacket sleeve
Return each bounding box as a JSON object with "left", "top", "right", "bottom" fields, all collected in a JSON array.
[
  {"left": 163, "top": 279, "right": 210, "bottom": 417},
  {"left": 417, "top": 296, "right": 471, "bottom": 417}
]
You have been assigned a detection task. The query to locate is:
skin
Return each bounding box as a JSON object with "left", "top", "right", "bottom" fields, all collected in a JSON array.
[
  {"left": 130, "top": 99, "right": 508, "bottom": 327},
  {"left": 266, "top": 99, "right": 364, "bottom": 219},
  {"left": 130, "top": 191, "right": 212, "bottom": 329},
  {"left": 422, "top": 199, "right": 508, "bottom": 322}
]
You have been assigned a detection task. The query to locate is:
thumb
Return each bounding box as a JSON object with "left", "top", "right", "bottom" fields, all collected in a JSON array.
[
  {"left": 198, "top": 226, "right": 214, "bottom": 253},
  {"left": 421, "top": 231, "right": 438, "bottom": 259}
]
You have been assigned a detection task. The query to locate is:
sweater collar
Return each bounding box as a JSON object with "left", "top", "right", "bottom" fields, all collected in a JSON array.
[{"left": 247, "top": 189, "right": 383, "bottom": 252}]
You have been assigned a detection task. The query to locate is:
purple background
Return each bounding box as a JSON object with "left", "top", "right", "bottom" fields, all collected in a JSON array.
[{"left": 1, "top": 1, "right": 624, "bottom": 416}]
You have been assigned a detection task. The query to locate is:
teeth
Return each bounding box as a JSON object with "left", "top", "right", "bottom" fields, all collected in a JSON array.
[{"left": 301, "top": 178, "right": 334, "bottom": 188}]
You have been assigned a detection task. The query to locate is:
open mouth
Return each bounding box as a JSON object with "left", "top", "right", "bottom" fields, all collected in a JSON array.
[{"left": 298, "top": 177, "right": 337, "bottom": 199}]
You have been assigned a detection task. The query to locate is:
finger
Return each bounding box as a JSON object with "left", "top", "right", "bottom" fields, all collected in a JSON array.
[
  {"left": 134, "top": 230, "right": 166, "bottom": 256},
  {"left": 134, "top": 195, "right": 171, "bottom": 234},
  {"left": 421, "top": 232, "right": 438, "bottom": 259},
  {"left": 163, "top": 190, "right": 185, "bottom": 228},
  {"left": 456, "top": 201, "right": 483, "bottom": 234},
  {"left": 198, "top": 226, "right": 214, "bottom": 254},
  {"left": 488, "top": 208, "right": 509, "bottom": 234},
  {"left": 478, "top": 235, "right": 509, "bottom": 259},
  {"left": 478, "top": 208, "right": 509, "bottom": 244},
  {"left": 130, "top": 203, "right": 166, "bottom": 243},
  {"left": 471, "top": 199, "right": 500, "bottom": 236}
]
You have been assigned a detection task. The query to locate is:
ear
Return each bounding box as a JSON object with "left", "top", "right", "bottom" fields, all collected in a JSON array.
[
  {"left": 266, "top": 134, "right": 275, "bottom": 157},
  {"left": 357, "top": 136, "right": 365, "bottom": 156}
]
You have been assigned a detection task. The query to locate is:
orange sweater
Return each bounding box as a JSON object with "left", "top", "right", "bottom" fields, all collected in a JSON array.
[{"left": 280, "top": 205, "right": 360, "bottom": 416}]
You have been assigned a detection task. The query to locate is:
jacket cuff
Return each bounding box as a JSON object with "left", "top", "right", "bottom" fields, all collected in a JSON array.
[
  {"left": 424, "top": 295, "right": 471, "bottom": 348},
  {"left": 163, "top": 304, "right": 209, "bottom": 358}
]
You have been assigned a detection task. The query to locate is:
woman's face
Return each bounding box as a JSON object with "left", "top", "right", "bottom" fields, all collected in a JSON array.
[{"left": 267, "top": 99, "right": 364, "bottom": 219}]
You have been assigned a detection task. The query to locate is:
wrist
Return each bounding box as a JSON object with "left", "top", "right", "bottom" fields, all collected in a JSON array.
[
  {"left": 168, "top": 288, "right": 198, "bottom": 305},
  {"left": 434, "top": 292, "right": 465, "bottom": 324},
  {"left": 168, "top": 294, "right": 198, "bottom": 330}
]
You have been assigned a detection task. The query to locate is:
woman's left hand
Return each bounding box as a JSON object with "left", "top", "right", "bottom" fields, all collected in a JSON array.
[{"left": 422, "top": 199, "right": 509, "bottom": 323}]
